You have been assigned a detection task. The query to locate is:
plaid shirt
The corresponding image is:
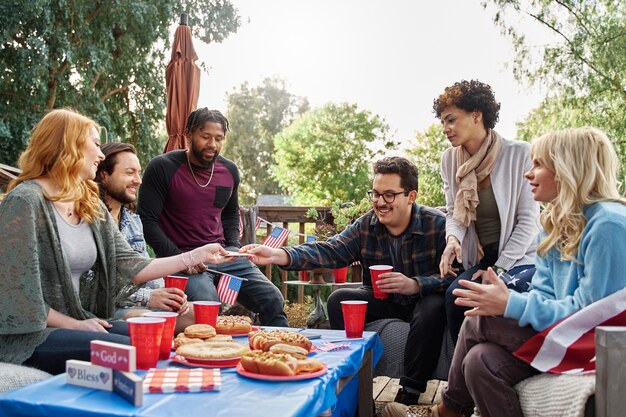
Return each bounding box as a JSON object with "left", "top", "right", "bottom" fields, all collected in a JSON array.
[{"left": 283, "top": 204, "right": 452, "bottom": 305}]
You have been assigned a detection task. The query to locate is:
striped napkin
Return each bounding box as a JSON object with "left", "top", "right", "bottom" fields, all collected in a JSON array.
[{"left": 317, "top": 342, "right": 352, "bottom": 352}]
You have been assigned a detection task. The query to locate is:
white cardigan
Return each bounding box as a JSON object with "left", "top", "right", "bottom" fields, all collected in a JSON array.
[{"left": 440, "top": 134, "right": 539, "bottom": 271}]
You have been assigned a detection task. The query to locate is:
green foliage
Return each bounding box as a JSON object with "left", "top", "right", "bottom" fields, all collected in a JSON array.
[
  {"left": 273, "top": 102, "right": 396, "bottom": 206},
  {"left": 483, "top": 0, "right": 626, "bottom": 178},
  {"left": 0, "top": 0, "right": 240, "bottom": 166},
  {"left": 330, "top": 197, "right": 372, "bottom": 232},
  {"left": 405, "top": 124, "right": 448, "bottom": 207},
  {"left": 222, "top": 77, "right": 309, "bottom": 204}
]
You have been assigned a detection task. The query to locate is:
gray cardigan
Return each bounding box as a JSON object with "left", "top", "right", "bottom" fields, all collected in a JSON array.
[
  {"left": 0, "top": 181, "right": 152, "bottom": 364},
  {"left": 440, "top": 134, "right": 539, "bottom": 270}
]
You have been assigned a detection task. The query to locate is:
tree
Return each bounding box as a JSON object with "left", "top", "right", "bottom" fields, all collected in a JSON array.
[
  {"left": 222, "top": 77, "right": 309, "bottom": 204},
  {"left": 273, "top": 102, "right": 396, "bottom": 206},
  {"left": 0, "top": 0, "right": 240, "bottom": 166},
  {"left": 405, "top": 124, "right": 448, "bottom": 208},
  {"left": 483, "top": 0, "right": 626, "bottom": 173}
]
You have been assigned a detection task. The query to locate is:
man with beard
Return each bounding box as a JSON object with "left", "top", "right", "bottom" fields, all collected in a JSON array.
[
  {"left": 242, "top": 157, "right": 453, "bottom": 404},
  {"left": 138, "top": 109, "right": 288, "bottom": 326},
  {"left": 96, "top": 143, "right": 194, "bottom": 333}
]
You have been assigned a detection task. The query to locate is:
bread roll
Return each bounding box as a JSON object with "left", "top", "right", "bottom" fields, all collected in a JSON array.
[{"left": 269, "top": 343, "right": 309, "bottom": 359}]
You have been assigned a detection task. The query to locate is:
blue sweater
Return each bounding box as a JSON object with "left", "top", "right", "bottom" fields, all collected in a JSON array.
[{"left": 505, "top": 201, "right": 626, "bottom": 331}]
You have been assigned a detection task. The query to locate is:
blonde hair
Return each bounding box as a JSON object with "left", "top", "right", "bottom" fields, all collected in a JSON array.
[
  {"left": 9, "top": 108, "right": 104, "bottom": 223},
  {"left": 532, "top": 127, "right": 625, "bottom": 261}
]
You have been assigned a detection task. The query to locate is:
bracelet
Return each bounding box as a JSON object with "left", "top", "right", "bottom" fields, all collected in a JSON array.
[
  {"left": 181, "top": 252, "right": 193, "bottom": 270},
  {"left": 494, "top": 266, "right": 507, "bottom": 275}
]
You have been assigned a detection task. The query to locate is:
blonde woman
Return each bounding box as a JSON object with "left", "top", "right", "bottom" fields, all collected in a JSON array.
[
  {"left": 385, "top": 127, "right": 626, "bottom": 417},
  {"left": 434, "top": 80, "right": 539, "bottom": 343},
  {"left": 0, "top": 109, "right": 231, "bottom": 374}
]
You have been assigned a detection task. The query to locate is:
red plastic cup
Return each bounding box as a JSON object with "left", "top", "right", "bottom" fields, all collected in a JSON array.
[
  {"left": 165, "top": 275, "right": 188, "bottom": 292},
  {"left": 192, "top": 301, "right": 221, "bottom": 327},
  {"left": 333, "top": 267, "right": 348, "bottom": 284},
  {"left": 369, "top": 265, "right": 392, "bottom": 299},
  {"left": 142, "top": 311, "right": 178, "bottom": 360},
  {"left": 127, "top": 317, "right": 165, "bottom": 370},
  {"left": 341, "top": 301, "right": 368, "bottom": 338}
]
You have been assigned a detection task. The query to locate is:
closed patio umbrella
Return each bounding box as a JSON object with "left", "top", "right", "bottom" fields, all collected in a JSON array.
[{"left": 163, "top": 14, "right": 201, "bottom": 153}]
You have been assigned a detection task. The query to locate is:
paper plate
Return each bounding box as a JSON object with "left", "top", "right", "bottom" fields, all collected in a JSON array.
[
  {"left": 171, "top": 354, "right": 241, "bottom": 368},
  {"left": 235, "top": 363, "right": 328, "bottom": 381}
]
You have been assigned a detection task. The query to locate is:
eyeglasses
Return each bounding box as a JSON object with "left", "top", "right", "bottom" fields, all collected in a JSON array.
[{"left": 367, "top": 190, "right": 409, "bottom": 204}]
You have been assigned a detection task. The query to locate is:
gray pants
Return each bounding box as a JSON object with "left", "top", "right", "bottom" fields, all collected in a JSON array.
[{"left": 442, "top": 316, "right": 540, "bottom": 417}]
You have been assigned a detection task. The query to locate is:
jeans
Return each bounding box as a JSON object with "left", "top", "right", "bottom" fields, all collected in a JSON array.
[
  {"left": 446, "top": 264, "right": 535, "bottom": 344},
  {"left": 182, "top": 249, "right": 288, "bottom": 327},
  {"left": 442, "top": 316, "right": 539, "bottom": 417},
  {"left": 327, "top": 288, "right": 446, "bottom": 392},
  {"left": 23, "top": 321, "right": 130, "bottom": 375}
]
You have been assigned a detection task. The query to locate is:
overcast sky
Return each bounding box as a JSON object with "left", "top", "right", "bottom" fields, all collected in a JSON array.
[{"left": 191, "top": 0, "right": 549, "bottom": 145}]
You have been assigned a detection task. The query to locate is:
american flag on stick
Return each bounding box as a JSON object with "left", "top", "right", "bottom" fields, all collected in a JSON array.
[
  {"left": 262, "top": 227, "right": 290, "bottom": 248},
  {"left": 216, "top": 274, "right": 243, "bottom": 306}
]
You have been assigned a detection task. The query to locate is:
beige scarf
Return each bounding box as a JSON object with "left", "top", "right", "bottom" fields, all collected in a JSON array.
[{"left": 453, "top": 129, "right": 502, "bottom": 227}]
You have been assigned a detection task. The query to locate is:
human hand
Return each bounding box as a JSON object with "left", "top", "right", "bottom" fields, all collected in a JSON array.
[
  {"left": 240, "top": 244, "right": 287, "bottom": 266},
  {"left": 375, "top": 272, "right": 420, "bottom": 296},
  {"left": 192, "top": 244, "right": 234, "bottom": 264},
  {"left": 452, "top": 267, "right": 509, "bottom": 316},
  {"left": 439, "top": 237, "right": 462, "bottom": 277},
  {"left": 72, "top": 318, "right": 112, "bottom": 333},
  {"left": 148, "top": 287, "right": 187, "bottom": 312},
  {"left": 471, "top": 269, "right": 486, "bottom": 281}
]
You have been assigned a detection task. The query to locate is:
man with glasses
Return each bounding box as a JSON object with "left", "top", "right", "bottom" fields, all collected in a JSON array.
[{"left": 242, "top": 156, "right": 453, "bottom": 406}]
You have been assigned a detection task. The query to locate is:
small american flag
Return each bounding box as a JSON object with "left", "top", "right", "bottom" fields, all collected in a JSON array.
[
  {"left": 305, "top": 235, "right": 317, "bottom": 243},
  {"left": 216, "top": 274, "right": 243, "bottom": 306},
  {"left": 262, "top": 227, "right": 290, "bottom": 248}
]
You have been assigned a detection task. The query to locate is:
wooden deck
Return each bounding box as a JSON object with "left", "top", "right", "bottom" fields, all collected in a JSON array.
[{"left": 373, "top": 377, "right": 446, "bottom": 416}]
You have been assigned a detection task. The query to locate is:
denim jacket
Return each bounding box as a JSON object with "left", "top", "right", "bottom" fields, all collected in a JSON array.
[{"left": 116, "top": 208, "right": 163, "bottom": 307}]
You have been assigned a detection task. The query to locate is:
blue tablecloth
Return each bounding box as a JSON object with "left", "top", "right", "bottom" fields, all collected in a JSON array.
[{"left": 0, "top": 329, "right": 382, "bottom": 417}]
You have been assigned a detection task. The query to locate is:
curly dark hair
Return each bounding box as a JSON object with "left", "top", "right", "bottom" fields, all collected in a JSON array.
[
  {"left": 373, "top": 156, "right": 418, "bottom": 193},
  {"left": 185, "top": 108, "right": 229, "bottom": 135},
  {"left": 432, "top": 80, "right": 501, "bottom": 129}
]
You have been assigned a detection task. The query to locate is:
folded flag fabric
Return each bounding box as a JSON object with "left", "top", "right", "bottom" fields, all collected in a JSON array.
[
  {"left": 239, "top": 211, "right": 263, "bottom": 240},
  {"left": 513, "top": 286, "right": 626, "bottom": 374},
  {"left": 216, "top": 274, "right": 243, "bottom": 306},
  {"left": 143, "top": 368, "right": 221, "bottom": 393},
  {"left": 262, "top": 227, "right": 290, "bottom": 248}
]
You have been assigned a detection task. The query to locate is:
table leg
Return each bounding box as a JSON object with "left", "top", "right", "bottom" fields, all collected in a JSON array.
[{"left": 358, "top": 349, "right": 373, "bottom": 417}]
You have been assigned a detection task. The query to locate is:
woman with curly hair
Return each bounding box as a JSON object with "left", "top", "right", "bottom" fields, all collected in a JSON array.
[
  {"left": 385, "top": 127, "right": 626, "bottom": 417},
  {"left": 0, "top": 108, "right": 230, "bottom": 374},
  {"left": 434, "top": 80, "right": 539, "bottom": 344}
]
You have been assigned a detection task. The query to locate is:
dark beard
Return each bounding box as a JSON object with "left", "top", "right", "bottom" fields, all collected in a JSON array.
[
  {"left": 106, "top": 187, "right": 135, "bottom": 205},
  {"left": 191, "top": 147, "right": 218, "bottom": 167}
]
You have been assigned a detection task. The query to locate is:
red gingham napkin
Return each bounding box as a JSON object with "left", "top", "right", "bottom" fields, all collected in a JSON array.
[{"left": 143, "top": 368, "right": 221, "bottom": 393}]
